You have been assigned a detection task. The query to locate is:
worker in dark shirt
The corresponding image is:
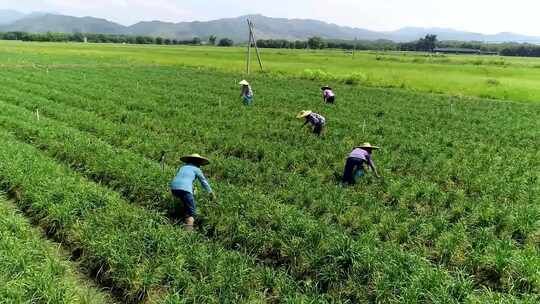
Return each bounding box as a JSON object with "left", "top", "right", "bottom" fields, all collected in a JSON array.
[{"left": 297, "top": 110, "right": 326, "bottom": 136}]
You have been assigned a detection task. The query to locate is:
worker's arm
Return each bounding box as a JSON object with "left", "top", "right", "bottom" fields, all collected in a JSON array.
[
  {"left": 196, "top": 168, "right": 214, "bottom": 194},
  {"left": 368, "top": 157, "right": 381, "bottom": 178},
  {"left": 371, "top": 164, "right": 380, "bottom": 178}
]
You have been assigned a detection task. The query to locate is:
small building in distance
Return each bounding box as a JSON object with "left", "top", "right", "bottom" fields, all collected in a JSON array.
[{"left": 434, "top": 48, "right": 498, "bottom": 55}]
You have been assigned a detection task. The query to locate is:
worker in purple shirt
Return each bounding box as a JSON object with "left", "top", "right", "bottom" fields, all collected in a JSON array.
[
  {"left": 342, "top": 143, "right": 381, "bottom": 185},
  {"left": 321, "top": 86, "right": 335, "bottom": 104}
]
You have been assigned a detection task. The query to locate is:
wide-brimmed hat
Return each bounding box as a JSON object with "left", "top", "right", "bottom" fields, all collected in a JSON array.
[
  {"left": 239, "top": 80, "right": 250, "bottom": 86},
  {"left": 356, "top": 142, "right": 380, "bottom": 150},
  {"left": 296, "top": 110, "right": 313, "bottom": 119},
  {"left": 321, "top": 85, "right": 332, "bottom": 90},
  {"left": 180, "top": 153, "right": 210, "bottom": 165}
]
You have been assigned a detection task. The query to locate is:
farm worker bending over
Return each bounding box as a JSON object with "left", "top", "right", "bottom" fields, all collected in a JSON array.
[
  {"left": 239, "top": 80, "right": 254, "bottom": 106},
  {"left": 170, "top": 153, "right": 216, "bottom": 231},
  {"left": 297, "top": 110, "right": 326, "bottom": 136},
  {"left": 342, "top": 143, "right": 381, "bottom": 185},
  {"left": 321, "top": 86, "right": 335, "bottom": 104}
]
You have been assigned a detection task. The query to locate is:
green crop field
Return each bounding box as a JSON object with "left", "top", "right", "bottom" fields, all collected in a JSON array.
[
  {"left": 0, "top": 195, "right": 110, "bottom": 303},
  {"left": 2, "top": 40, "right": 540, "bottom": 103},
  {"left": 0, "top": 41, "right": 539, "bottom": 303}
]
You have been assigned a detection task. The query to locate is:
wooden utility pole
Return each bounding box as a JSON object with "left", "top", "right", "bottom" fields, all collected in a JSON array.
[
  {"left": 249, "top": 20, "right": 264, "bottom": 72},
  {"left": 353, "top": 37, "right": 357, "bottom": 59},
  {"left": 246, "top": 22, "right": 252, "bottom": 75},
  {"left": 246, "top": 19, "right": 264, "bottom": 75}
]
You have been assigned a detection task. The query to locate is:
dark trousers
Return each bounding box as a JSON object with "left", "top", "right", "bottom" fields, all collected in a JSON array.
[
  {"left": 313, "top": 123, "right": 324, "bottom": 136},
  {"left": 342, "top": 157, "right": 364, "bottom": 185},
  {"left": 325, "top": 96, "right": 335, "bottom": 104},
  {"left": 171, "top": 189, "right": 196, "bottom": 218}
]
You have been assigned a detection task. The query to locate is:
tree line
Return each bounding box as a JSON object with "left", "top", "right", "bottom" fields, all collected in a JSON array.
[
  {"left": 256, "top": 37, "right": 397, "bottom": 51},
  {"left": 257, "top": 35, "right": 436, "bottom": 51},
  {"left": 0, "top": 31, "right": 235, "bottom": 47},
  {"left": 258, "top": 35, "right": 540, "bottom": 57},
  {"left": 399, "top": 36, "right": 540, "bottom": 57},
  {"left": 2, "top": 31, "right": 540, "bottom": 57}
]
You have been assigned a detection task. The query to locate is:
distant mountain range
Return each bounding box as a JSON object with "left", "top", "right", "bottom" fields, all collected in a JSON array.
[
  {"left": 2, "top": 10, "right": 540, "bottom": 43},
  {"left": 0, "top": 9, "right": 25, "bottom": 25}
]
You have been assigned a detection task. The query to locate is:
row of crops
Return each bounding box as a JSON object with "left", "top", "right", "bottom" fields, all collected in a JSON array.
[
  {"left": 0, "top": 194, "right": 110, "bottom": 303},
  {"left": 0, "top": 64, "right": 538, "bottom": 303}
]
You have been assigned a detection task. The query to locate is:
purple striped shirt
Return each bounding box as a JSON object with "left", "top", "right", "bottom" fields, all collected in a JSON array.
[
  {"left": 307, "top": 113, "right": 325, "bottom": 125},
  {"left": 323, "top": 89, "right": 335, "bottom": 98},
  {"left": 349, "top": 148, "right": 374, "bottom": 167}
]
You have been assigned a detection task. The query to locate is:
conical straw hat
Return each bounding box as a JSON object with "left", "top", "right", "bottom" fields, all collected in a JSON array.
[
  {"left": 356, "top": 142, "right": 380, "bottom": 150},
  {"left": 239, "top": 80, "right": 250, "bottom": 86},
  {"left": 180, "top": 153, "right": 210, "bottom": 165},
  {"left": 296, "top": 110, "right": 313, "bottom": 119}
]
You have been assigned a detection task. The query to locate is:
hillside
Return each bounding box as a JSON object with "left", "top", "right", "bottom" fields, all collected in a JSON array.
[
  {"left": 390, "top": 27, "right": 540, "bottom": 43},
  {"left": 0, "top": 9, "right": 25, "bottom": 25},
  {"left": 126, "top": 14, "right": 386, "bottom": 41},
  {"left": 1, "top": 13, "right": 126, "bottom": 34},
  {"left": 1, "top": 13, "right": 540, "bottom": 43}
]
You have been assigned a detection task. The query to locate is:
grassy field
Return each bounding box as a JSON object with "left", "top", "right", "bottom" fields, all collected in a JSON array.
[
  {"left": 0, "top": 41, "right": 539, "bottom": 303},
  {"left": 2, "top": 40, "right": 540, "bottom": 102}
]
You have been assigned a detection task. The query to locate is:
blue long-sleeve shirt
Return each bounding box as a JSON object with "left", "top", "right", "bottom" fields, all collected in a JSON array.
[{"left": 170, "top": 164, "right": 213, "bottom": 194}]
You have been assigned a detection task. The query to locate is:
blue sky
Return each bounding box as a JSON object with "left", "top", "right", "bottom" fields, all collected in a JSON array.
[{"left": 4, "top": 0, "right": 540, "bottom": 36}]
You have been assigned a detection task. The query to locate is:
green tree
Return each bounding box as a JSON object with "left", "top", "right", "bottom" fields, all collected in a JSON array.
[
  {"left": 208, "top": 35, "right": 217, "bottom": 45},
  {"left": 418, "top": 34, "right": 437, "bottom": 52},
  {"left": 307, "top": 36, "right": 324, "bottom": 49},
  {"left": 72, "top": 32, "right": 85, "bottom": 42},
  {"left": 218, "top": 38, "right": 234, "bottom": 47}
]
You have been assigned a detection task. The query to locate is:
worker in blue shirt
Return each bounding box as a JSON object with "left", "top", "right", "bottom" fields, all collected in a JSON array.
[{"left": 170, "top": 153, "right": 216, "bottom": 231}]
